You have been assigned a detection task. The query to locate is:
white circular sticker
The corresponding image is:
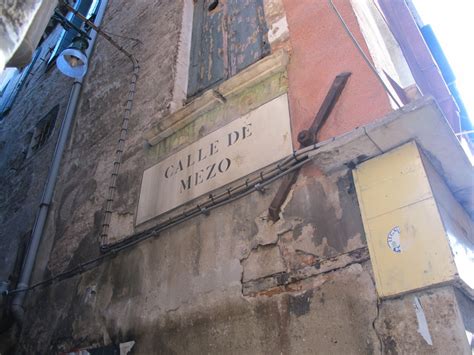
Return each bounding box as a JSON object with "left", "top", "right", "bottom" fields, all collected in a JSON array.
[{"left": 387, "top": 226, "right": 401, "bottom": 253}]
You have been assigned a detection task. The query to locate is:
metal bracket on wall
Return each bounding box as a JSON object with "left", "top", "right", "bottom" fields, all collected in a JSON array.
[{"left": 268, "top": 71, "right": 351, "bottom": 221}]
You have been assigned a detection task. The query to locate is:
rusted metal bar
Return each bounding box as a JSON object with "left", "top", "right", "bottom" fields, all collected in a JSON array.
[
  {"left": 268, "top": 170, "right": 299, "bottom": 221},
  {"left": 268, "top": 72, "right": 351, "bottom": 221},
  {"left": 297, "top": 72, "right": 351, "bottom": 147}
]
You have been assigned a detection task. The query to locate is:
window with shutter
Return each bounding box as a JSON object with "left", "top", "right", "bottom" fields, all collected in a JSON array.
[{"left": 188, "top": 0, "right": 270, "bottom": 98}]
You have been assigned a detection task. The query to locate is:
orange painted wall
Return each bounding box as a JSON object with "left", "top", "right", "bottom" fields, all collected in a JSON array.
[{"left": 283, "top": 0, "right": 392, "bottom": 145}]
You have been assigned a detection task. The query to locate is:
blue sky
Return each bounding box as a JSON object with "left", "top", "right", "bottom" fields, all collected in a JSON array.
[{"left": 412, "top": 0, "right": 474, "bottom": 127}]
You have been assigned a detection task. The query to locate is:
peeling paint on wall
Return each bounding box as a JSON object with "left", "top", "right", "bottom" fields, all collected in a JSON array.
[
  {"left": 268, "top": 16, "right": 289, "bottom": 44},
  {"left": 414, "top": 296, "right": 433, "bottom": 346}
]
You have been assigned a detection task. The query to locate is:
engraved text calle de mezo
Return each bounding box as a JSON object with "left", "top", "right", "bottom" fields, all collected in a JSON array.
[
  {"left": 136, "top": 94, "right": 292, "bottom": 224},
  {"left": 163, "top": 123, "right": 252, "bottom": 193}
]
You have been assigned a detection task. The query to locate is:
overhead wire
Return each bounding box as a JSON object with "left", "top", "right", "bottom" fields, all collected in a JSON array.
[{"left": 327, "top": 0, "right": 403, "bottom": 108}]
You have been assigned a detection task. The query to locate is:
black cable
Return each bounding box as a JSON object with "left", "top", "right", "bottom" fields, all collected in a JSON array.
[{"left": 5, "top": 157, "right": 311, "bottom": 296}]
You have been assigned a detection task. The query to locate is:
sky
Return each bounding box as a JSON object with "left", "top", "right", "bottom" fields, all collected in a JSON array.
[{"left": 412, "top": 0, "right": 474, "bottom": 128}]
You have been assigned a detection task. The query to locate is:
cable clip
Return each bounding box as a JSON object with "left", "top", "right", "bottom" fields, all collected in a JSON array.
[
  {"left": 292, "top": 150, "right": 301, "bottom": 162},
  {"left": 255, "top": 183, "right": 265, "bottom": 194},
  {"left": 197, "top": 204, "right": 210, "bottom": 216},
  {"left": 209, "top": 194, "right": 216, "bottom": 205}
]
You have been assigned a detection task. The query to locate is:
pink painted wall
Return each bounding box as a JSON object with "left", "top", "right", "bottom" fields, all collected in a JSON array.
[{"left": 283, "top": 0, "right": 392, "bottom": 145}]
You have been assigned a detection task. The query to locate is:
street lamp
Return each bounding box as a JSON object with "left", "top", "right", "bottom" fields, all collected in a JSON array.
[{"left": 56, "top": 35, "right": 89, "bottom": 79}]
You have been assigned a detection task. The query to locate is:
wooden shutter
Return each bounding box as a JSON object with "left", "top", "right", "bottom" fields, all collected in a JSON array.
[
  {"left": 188, "top": 0, "right": 269, "bottom": 98},
  {"left": 227, "top": 0, "right": 269, "bottom": 76},
  {"left": 188, "top": 0, "right": 228, "bottom": 97}
]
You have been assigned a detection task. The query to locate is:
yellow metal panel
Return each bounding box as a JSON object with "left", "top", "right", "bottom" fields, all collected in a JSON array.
[
  {"left": 354, "top": 141, "right": 432, "bottom": 220},
  {"left": 353, "top": 142, "right": 457, "bottom": 298},
  {"left": 365, "top": 199, "right": 457, "bottom": 297}
]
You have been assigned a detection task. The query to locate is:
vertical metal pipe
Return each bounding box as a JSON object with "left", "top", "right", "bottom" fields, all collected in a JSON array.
[
  {"left": 61, "top": 0, "right": 140, "bottom": 248},
  {"left": 11, "top": 0, "right": 110, "bottom": 323}
]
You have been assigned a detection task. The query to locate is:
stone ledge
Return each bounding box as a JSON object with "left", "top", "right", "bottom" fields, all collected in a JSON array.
[{"left": 144, "top": 49, "right": 289, "bottom": 146}]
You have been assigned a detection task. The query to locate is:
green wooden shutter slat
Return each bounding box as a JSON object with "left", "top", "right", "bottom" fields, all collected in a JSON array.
[
  {"left": 188, "top": 0, "right": 227, "bottom": 97},
  {"left": 188, "top": 0, "right": 269, "bottom": 98},
  {"left": 227, "top": 0, "right": 269, "bottom": 76}
]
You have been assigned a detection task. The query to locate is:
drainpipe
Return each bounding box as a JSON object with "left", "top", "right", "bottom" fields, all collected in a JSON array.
[{"left": 11, "top": 0, "right": 110, "bottom": 324}]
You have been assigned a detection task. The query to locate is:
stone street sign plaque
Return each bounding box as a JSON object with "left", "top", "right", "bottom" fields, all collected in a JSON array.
[{"left": 136, "top": 94, "right": 293, "bottom": 224}]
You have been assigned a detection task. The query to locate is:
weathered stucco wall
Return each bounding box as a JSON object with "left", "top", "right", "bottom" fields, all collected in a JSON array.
[
  {"left": 0, "top": 25, "right": 73, "bottom": 298},
  {"left": 0, "top": 0, "right": 471, "bottom": 353},
  {"left": 283, "top": 0, "right": 392, "bottom": 143},
  {"left": 33, "top": 0, "right": 184, "bottom": 277},
  {"left": 20, "top": 163, "right": 383, "bottom": 353},
  {"left": 17, "top": 158, "right": 375, "bottom": 354},
  {"left": 376, "top": 286, "right": 470, "bottom": 354},
  {"left": 18, "top": 161, "right": 471, "bottom": 354}
]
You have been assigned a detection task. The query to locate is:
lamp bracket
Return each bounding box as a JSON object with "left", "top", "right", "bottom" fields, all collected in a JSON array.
[{"left": 53, "top": 9, "right": 91, "bottom": 40}]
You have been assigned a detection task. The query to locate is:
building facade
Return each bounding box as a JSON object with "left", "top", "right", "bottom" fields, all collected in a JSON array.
[{"left": 0, "top": 0, "right": 472, "bottom": 353}]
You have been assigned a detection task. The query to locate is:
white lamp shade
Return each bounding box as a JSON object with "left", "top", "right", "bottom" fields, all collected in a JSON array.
[{"left": 57, "top": 48, "right": 88, "bottom": 79}]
